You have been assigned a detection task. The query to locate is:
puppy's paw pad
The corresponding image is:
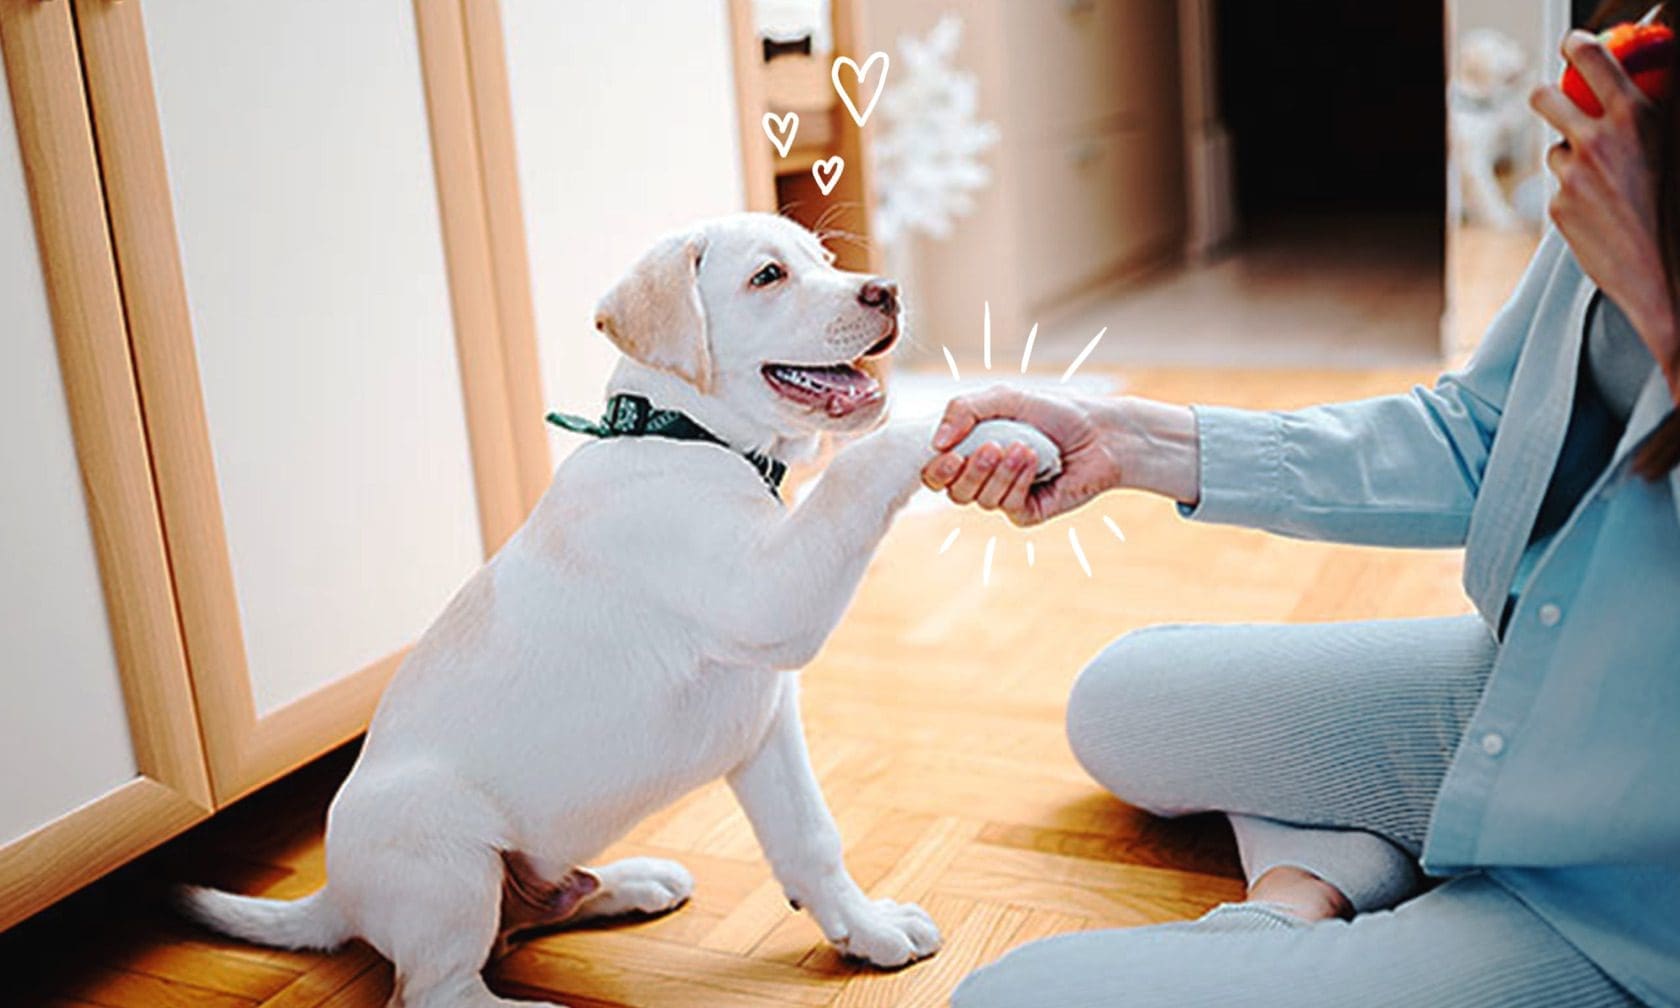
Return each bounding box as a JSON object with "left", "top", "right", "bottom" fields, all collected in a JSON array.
[{"left": 832, "top": 899, "right": 942, "bottom": 968}]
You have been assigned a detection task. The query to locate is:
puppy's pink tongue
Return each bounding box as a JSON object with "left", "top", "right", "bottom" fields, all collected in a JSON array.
[{"left": 818, "top": 368, "right": 879, "bottom": 416}]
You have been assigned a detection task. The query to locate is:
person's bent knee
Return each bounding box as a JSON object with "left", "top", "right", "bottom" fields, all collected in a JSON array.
[
  {"left": 954, "top": 931, "right": 1134, "bottom": 1008},
  {"left": 952, "top": 941, "right": 1061, "bottom": 1008},
  {"left": 1065, "top": 625, "right": 1207, "bottom": 815}
]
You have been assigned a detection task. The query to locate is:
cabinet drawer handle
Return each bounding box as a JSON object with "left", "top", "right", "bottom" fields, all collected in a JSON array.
[
  {"left": 1062, "top": 0, "right": 1095, "bottom": 14},
  {"left": 1070, "top": 143, "right": 1101, "bottom": 167}
]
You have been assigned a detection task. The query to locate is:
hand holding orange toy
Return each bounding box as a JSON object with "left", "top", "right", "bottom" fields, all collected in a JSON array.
[
  {"left": 1560, "top": 20, "right": 1674, "bottom": 114},
  {"left": 1531, "top": 21, "right": 1680, "bottom": 395}
]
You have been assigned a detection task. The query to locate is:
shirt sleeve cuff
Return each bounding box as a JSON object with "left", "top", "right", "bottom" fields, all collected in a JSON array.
[{"left": 1176, "top": 405, "right": 1286, "bottom": 527}]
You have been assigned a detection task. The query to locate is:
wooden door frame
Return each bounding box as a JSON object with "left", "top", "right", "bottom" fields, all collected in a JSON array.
[
  {"left": 0, "top": 0, "right": 210, "bottom": 931},
  {"left": 68, "top": 0, "right": 542, "bottom": 805},
  {"left": 457, "top": 0, "right": 551, "bottom": 512},
  {"left": 725, "top": 0, "right": 881, "bottom": 273}
]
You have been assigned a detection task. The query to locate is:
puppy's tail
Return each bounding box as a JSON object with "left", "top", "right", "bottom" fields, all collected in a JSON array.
[{"left": 173, "top": 885, "right": 352, "bottom": 951}]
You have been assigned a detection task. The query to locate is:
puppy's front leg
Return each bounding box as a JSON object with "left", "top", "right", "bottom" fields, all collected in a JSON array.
[
  {"left": 731, "top": 422, "right": 935, "bottom": 667},
  {"left": 727, "top": 676, "right": 940, "bottom": 967}
]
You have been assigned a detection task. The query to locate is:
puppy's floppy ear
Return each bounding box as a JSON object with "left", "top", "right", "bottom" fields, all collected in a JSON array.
[{"left": 594, "top": 233, "right": 712, "bottom": 391}]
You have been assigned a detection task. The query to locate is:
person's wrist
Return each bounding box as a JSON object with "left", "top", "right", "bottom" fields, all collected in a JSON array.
[{"left": 1094, "top": 396, "right": 1200, "bottom": 504}]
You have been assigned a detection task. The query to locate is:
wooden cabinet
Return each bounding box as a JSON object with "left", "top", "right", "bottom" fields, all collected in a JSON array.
[
  {"left": 0, "top": 0, "right": 210, "bottom": 931},
  {"left": 0, "top": 0, "right": 546, "bottom": 929},
  {"left": 73, "top": 0, "right": 523, "bottom": 806}
]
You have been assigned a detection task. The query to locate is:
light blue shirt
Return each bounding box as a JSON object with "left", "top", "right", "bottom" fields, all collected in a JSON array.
[{"left": 1183, "top": 230, "right": 1680, "bottom": 1006}]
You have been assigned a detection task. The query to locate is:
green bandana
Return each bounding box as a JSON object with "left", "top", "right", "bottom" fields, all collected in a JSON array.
[{"left": 546, "top": 393, "right": 787, "bottom": 498}]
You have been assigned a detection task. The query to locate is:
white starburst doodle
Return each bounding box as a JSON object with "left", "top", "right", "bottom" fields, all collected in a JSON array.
[{"left": 933, "top": 304, "right": 1124, "bottom": 585}]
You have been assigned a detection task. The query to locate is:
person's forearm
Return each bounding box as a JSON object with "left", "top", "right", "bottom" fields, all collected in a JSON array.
[{"left": 1092, "top": 397, "right": 1201, "bottom": 506}]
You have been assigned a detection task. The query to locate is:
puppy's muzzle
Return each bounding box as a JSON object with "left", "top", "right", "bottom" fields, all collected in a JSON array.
[{"left": 857, "top": 278, "right": 900, "bottom": 356}]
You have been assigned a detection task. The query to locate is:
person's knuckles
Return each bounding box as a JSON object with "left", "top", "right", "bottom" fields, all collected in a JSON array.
[
  {"left": 980, "top": 477, "right": 1015, "bottom": 509},
  {"left": 982, "top": 467, "right": 1018, "bottom": 503}
]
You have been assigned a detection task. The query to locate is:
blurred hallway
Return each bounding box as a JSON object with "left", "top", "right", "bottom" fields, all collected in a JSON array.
[{"left": 1033, "top": 212, "right": 1445, "bottom": 370}]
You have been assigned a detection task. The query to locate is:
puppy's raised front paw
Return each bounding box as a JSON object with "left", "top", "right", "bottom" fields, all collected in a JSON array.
[{"left": 830, "top": 898, "right": 941, "bottom": 968}]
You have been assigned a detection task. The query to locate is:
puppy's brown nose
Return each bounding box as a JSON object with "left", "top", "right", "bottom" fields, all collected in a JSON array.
[{"left": 858, "top": 278, "right": 899, "bottom": 316}]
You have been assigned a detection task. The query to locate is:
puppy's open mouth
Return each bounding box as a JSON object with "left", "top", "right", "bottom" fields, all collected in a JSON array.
[{"left": 762, "top": 360, "right": 882, "bottom": 417}]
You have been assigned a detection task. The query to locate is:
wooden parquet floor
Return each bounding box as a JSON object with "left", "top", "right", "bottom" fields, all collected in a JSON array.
[{"left": 2, "top": 367, "right": 1472, "bottom": 1008}]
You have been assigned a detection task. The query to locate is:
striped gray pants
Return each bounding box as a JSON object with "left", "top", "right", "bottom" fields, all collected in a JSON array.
[{"left": 952, "top": 617, "right": 1639, "bottom": 1008}]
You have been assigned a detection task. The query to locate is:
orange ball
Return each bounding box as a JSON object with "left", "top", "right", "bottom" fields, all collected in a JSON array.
[{"left": 1560, "top": 22, "right": 1675, "bottom": 115}]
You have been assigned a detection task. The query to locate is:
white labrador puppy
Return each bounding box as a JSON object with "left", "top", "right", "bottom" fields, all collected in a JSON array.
[{"left": 178, "top": 213, "right": 952, "bottom": 1008}]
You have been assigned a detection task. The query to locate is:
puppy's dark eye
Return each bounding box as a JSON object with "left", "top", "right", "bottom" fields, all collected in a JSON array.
[{"left": 750, "top": 263, "right": 786, "bottom": 287}]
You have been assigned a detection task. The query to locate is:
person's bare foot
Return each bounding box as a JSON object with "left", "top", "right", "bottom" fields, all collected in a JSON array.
[{"left": 1247, "top": 865, "right": 1354, "bottom": 922}]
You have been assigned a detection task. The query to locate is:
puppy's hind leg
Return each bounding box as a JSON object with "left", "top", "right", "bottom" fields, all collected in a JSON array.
[
  {"left": 570, "top": 857, "right": 694, "bottom": 923},
  {"left": 492, "top": 855, "right": 692, "bottom": 957},
  {"left": 359, "top": 845, "right": 563, "bottom": 1008},
  {"left": 331, "top": 789, "right": 560, "bottom": 1006}
]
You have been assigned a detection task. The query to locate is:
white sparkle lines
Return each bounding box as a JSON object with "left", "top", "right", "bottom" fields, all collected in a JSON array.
[
  {"left": 930, "top": 307, "right": 1136, "bottom": 587},
  {"left": 1059, "top": 327, "right": 1108, "bottom": 384},
  {"left": 1068, "top": 528, "right": 1093, "bottom": 577},
  {"left": 1019, "top": 322, "right": 1039, "bottom": 374}
]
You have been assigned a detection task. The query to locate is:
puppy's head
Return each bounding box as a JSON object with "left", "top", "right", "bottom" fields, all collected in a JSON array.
[{"left": 594, "top": 213, "right": 900, "bottom": 437}]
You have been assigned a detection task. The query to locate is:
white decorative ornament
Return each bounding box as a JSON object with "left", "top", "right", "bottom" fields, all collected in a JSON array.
[
  {"left": 831, "top": 51, "right": 889, "bottom": 128},
  {"left": 869, "top": 16, "right": 998, "bottom": 246},
  {"left": 812, "top": 155, "right": 845, "bottom": 195},
  {"left": 762, "top": 112, "right": 800, "bottom": 158}
]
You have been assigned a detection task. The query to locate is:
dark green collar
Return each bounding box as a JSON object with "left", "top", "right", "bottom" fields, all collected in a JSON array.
[{"left": 546, "top": 393, "right": 787, "bottom": 498}]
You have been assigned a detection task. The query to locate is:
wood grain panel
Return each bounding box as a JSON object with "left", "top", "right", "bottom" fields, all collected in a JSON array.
[
  {"left": 458, "top": 0, "right": 552, "bottom": 511},
  {"left": 68, "top": 0, "right": 523, "bottom": 807},
  {"left": 412, "top": 0, "right": 525, "bottom": 552},
  {"left": 0, "top": 0, "right": 211, "bottom": 932}
]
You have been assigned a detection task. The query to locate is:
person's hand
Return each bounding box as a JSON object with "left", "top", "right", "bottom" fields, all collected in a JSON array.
[
  {"left": 1531, "top": 30, "right": 1679, "bottom": 386},
  {"left": 920, "top": 386, "right": 1122, "bottom": 526}
]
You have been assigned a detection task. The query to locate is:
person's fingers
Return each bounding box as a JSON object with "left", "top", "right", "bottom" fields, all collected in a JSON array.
[
  {"left": 1563, "top": 29, "right": 1643, "bottom": 113},
  {"left": 946, "top": 443, "right": 1002, "bottom": 505},
  {"left": 931, "top": 400, "right": 979, "bottom": 452},
  {"left": 921, "top": 452, "right": 964, "bottom": 490},
  {"left": 999, "top": 456, "right": 1037, "bottom": 519},
  {"left": 975, "top": 445, "right": 1033, "bottom": 510},
  {"left": 1531, "top": 82, "right": 1592, "bottom": 142},
  {"left": 1008, "top": 486, "right": 1055, "bottom": 527},
  {"left": 932, "top": 385, "right": 1027, "bottom": 450},
  {"left": 1546, "top": 139, "right": 1574, "bottom": 177}
]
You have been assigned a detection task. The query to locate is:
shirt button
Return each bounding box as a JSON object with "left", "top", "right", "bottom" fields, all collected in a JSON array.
[
  {"left": 1537, "top": 603, "right": 1562, "bottom": 627},
  {"left": 1481, "top": 732, "right": 1506, "bottom": 757}
]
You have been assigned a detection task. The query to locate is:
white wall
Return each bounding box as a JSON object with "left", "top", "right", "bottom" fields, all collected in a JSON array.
[{"left": 501, "top": 1, "right": 746, "bottom": 450}]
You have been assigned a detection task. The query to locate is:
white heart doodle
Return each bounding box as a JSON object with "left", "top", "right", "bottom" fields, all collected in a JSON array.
[
  {"left": 761, "top": 111, "right": 799, "bottom": 158},
  {"left": 812, "top": 155, "right": 845, "bottom": 196},
  {"left": 831, "top": 51, "right": 889, "bottom": 128}
]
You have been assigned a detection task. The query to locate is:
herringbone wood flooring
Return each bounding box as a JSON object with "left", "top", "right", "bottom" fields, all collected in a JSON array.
[{"left": 3, "top": 367, "right": 1471, "bottom": 1008}]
